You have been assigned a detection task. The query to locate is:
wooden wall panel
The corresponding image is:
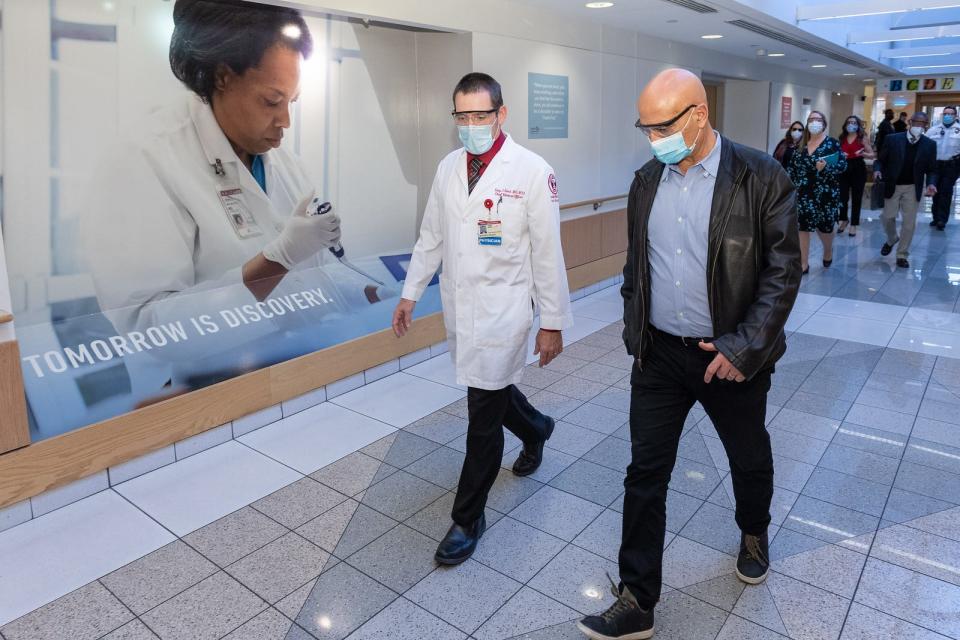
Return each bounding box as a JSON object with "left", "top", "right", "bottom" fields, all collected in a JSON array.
[
  {"left": 600, "top": 209, "right": 628, "bottom": 256},
  {"left": 0, "top": 341, "right": 30, "bottom": 455},
  {"left": 560, "top": 216, "right": 603, "bottom": 268},
  {"left": 566, "top": 252, "right": 627, "bottom": 292}
]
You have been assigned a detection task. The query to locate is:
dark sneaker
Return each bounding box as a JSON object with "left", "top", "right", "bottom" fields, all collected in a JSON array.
[
  {"left": 880, "top": 238, "right": 898, "bottom": 256},
  {"left": 512, "top": 417, "right": 555, "bottom": 476},
  {"left": 736, "top": 532, "right": 770, "bottom": 585},
  {"left": 577, "top": 574, "right": 654, "bottom": 640},
  {"left": 896, "top": 258, "right": 910, "bottom": 269},
  {"left": 435, "top": 514, "right": 485, "bottom": 565}
]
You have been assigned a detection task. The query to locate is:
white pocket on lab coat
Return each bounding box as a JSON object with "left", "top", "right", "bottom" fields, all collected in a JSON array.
[{"left": 473, "top": 282, "right": 533, "bottom": 348}]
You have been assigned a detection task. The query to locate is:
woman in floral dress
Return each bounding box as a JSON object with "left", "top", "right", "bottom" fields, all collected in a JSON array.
[{"left": 787, "top": 110, "right": 847, "bottom": 274}]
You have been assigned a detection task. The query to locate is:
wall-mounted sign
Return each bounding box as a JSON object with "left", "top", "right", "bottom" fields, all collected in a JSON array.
[
  {"left": 890, "top": 80, "right": 903, "bottom": 91},
  {"left": 882, "top": 77, "right": 956, "bottom": 93},
  {"left": 780, "top": 96, "right": 793, "bottom": 129},
  {"left": 528, "top": 72, "right": 569, "bottom": 139},
  {"left": 907, "top": 79, "right": 920, "bottom": 91}
]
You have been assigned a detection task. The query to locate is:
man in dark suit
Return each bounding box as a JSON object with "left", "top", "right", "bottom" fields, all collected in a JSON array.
[
  {"left": 876, "top": 108, "right": 895, "bottom": 152},
  {"left": 894, "top": 111, "right": 909, "bottom": 133},
  {"left": 874, "top": 112, "right": 938, "bottom": 269}
]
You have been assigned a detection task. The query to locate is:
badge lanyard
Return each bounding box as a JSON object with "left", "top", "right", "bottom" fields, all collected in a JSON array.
[{"left": 478, "top": 195, "right": 504, "bottom": 246}]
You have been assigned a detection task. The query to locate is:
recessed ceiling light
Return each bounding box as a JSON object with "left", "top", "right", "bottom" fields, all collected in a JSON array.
[
  {"left": 843, "top": 73, "right": 856, "bottom": 76},
  {"left": 701, "top": 34, "right": 724, "bottom": 39},
  {"left": 864, "top": 78, "right": 874, "bottom": 82},
  {"left": 906, "top": 63, "right": 960, "bottom": 69},
  {"left": 767, "top": 53, "right": 785, "bottom": 57},
  {"left": 585, "top": 1, "right": 614, "bottom": 7},
  {"left": 666, "top": 19, "right": 678, "bottom": 23},
  {"left": 812, "top": 64, "right": 827, "bottom": 68}
]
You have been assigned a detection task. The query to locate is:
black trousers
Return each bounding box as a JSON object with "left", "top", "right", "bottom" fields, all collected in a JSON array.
[
  {"left": 933, "top": 162, "right": 959, "bottom": 226},
  {"left": 619, "top": 328, "right": 774, "bottom": 609},
  {"left": 451, "top": 384, "right": 552, "bottom": 525},
  {"left": 839, "top": 158, "right": 867, "bottom": 225}
]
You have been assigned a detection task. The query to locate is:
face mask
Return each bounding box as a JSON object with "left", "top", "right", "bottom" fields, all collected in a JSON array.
[
  {"left": 944, "top": 115, "right": 956, "bottom": 126},
  {"left": 790, "top": 129, "right": 803, "bottom": 141},
  {"left": 649, "top": 111, "right": 701, "bottom": 164},
  {"left": 807, "top": 121, "right": 824, "bottom": 135},
  {"left": 910, "top": 126, "right": 925, "bottom": 139},
  {"left": 846, "top": 124, "right": 859, "bottom": 134},
  {"left": 458, "top": 124, "right": 496, "bottom": 155}
]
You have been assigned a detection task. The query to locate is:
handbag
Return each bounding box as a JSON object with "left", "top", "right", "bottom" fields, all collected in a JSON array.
[{"left": 870, "top": 178, "right": 885, "bottom": 210}]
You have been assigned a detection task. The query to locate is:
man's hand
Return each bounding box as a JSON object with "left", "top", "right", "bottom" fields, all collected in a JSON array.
[
  {"left": 534, "top": 329, "right": 563, "bottom": 368},
  {"left": 926, "top": 184, "right": 938, "bottom": 197},
  {"left": 392, "top": 298, "right": 416, "bottom": 337},
  {"left": 699, "top": 341, "right": 745, "bottom": 383},
  {"left": 874, "top": 171, "right": 882, "bottom": 181}
]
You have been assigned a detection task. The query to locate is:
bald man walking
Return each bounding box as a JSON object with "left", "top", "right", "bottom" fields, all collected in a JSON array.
[{"left": 578, "top": 69, "right": 801, "bottom": 640}]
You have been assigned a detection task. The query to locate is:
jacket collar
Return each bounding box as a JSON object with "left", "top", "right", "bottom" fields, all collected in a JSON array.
[{"left": 189, "top": 95, "right": 239, "bottom": 170}]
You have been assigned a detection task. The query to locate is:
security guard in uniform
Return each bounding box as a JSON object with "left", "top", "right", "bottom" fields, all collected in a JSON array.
[{"left": 927, "top": 106, "right": 960, "bottom": 230}]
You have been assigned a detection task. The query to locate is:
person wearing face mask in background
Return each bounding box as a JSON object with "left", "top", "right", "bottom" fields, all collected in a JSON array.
[
  {"left": 787, "top": 111, "right": 846, "bottom": 274},
  {"left": 393, "top": 73, "right": 572, "bottom": 565},
  {"left": 577, "top": 69, "right": 800, "bottom": 640},
  {"left": 773, "top": 121, "right": 805, "bottom": 169},
  {"left": 837, "top": 115, "right": 875, "bottom": 237},
  {"left": 874, "top": 112, "right": 938, "bottom": 268},
  {"left": 925, "top": 106, "right": 960, "bottom": 231}
]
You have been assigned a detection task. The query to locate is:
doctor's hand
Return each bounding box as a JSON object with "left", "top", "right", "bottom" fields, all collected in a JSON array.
[
  {"left": 926, "top": 184, "right": 938, "bottom": 197},
  {"left": 262, "top": 191, "right": 342, "bottom": 270},
  {"left": 392, "top": 298, "right": 416, "bottom": 337},
  {"left": 699, "top": 341, "right": 745, "bottom": 383},
  {"left": 534, "top": 329, "right": 563, "bottom": 368}
]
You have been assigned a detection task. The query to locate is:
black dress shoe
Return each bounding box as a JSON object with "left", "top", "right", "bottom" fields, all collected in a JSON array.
[
  {"left": 435, "top": 514, "right": 485, "bottom": 565},
  {"left": 512, "top": 417, "right": 556, "bottom": 477},
  {"left": 931, "top": 220, "right": 939, "bottom": 227},
  {"left": 822, "top": 258, "right": 833, "bottom": 268},
  {"left": 880, "top": 238, "right": 898, "bottom": 256},
  {"left": 577, "top": 575, "right": 654, "bottom": 640},
  {"left": 937, "top": 224, "right": 946, "bottom": 231},
  {"left": 897, "top": 257, "right": 910, "bottom": 269},
  {"left": 736, "top": 531, "right": 770, "bottom": 585}
]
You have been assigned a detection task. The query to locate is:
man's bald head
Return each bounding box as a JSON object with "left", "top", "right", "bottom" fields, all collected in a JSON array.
[{"left": 637, "top": 68, "right": 708, "bottom": 128}]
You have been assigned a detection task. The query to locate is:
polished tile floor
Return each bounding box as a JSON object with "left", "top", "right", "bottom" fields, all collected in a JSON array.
[{"left": 2, "top": 212, "right": 960, "bottom": 640}]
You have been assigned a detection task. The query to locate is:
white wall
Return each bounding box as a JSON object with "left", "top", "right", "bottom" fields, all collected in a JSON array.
[
  {"left": 767, "top": 82, "right": 833, "bottom": 153},
  {"left": 722, "top": 80, "right": 771, "bottom": 153}
]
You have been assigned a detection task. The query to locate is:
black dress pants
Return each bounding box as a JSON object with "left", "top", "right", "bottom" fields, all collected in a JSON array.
[
  {"left": 933, "top": 162, "right": 959, "bottom": 226},
  {"left": 451, "top": 384, "right": 552, "bottom": 525},
  {"left": 839, "top": 158, "right": 866, "bottom": 225},
  {"left": 619, "top": 328, "right": 774, "bottom": 609}
]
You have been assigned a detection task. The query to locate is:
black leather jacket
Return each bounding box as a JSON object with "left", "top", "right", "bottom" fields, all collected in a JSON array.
[{"left": 622, "top": 136, "right": 802, "bottom": 379}]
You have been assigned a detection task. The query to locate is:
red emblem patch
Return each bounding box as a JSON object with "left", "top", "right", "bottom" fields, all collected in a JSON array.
[
  {"left": 547, "top": 173, "right": 558, "bottom": 196},
  {"left": 483, "top": 198, "right": 494, "bottom": 211}
]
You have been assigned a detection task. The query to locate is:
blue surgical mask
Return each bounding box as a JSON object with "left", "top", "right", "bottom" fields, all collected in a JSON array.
[
  {"left": 944, "top": 115, "right": 956, "bottom": 126},
  {"left": 458, "top": 124, "right": 496, "bottom": 155},
  {"left": 807, "top": 121, "right": 824, "bottom": 135},
  {"left": 846, "top": 124, "right": 858, "bottom": 133},
  {"left": 649, "top": 111, "right": 701, "bottom": 165}
]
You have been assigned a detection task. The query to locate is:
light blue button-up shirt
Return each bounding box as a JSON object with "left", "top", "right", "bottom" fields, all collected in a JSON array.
[{"left": 648, "top": 132, "right": 721, "bottom": 337}]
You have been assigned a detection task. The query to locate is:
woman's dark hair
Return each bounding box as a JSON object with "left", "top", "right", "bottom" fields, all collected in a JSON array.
[
  {"left": 840, "top": 115, "right": 865, "bottom": 142},
  {"left": 774, "top": 121, "right": 804, "bottom": 162},
  {"left": 452, "top": 73, "right": 504, "bottom": 110},
  {"left": 170, "top": 0, "right": 313, "bottom": 103}
]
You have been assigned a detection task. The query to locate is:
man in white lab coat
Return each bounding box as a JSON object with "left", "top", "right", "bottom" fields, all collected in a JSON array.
[{"left": 393, "top": 73, "right": 572, "bottom": 564}]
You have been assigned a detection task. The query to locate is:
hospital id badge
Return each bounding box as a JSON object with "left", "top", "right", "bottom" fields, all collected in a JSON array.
[
  {"left": 478, "top": 219, "right": 502, "bottom": 246},
  {"left": 218, "top": 187, "right": 264, "bottom": 239}
]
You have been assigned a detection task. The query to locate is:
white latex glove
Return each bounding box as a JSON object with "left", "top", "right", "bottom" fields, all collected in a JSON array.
[{"left": 262, "top": 191, "right": 342, "bottom": 269}]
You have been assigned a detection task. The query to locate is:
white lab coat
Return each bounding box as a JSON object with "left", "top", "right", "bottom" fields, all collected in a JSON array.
[
  {"left": 402, "top": 135, "right": 573, "bottom": 390},
  {"left": 82, "top": 94, "right": 369, "bottom": 363},
  {"left": 926, "top": 121, "right": 960, "bottom": 161}
]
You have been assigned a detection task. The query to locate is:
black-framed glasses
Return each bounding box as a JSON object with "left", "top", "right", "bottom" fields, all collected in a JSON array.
[
  {"left": 635, "top": 104, "right": 697, "bottom": 137},
  {"left": 790, "top": 127, "right": 804, "bottom": 133},
  {"left": 452, "top": 109, "right": 498, "bottom": 125}
]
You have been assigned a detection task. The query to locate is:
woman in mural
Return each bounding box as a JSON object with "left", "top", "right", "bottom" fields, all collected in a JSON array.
[{"left": 82, "top": 0, "right": 392, "bottom": 380}]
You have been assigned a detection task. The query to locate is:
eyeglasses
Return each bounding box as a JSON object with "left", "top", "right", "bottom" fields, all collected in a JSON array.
[
  {"left": 452, "top": 109, "right": 498, "bottom": 125},
  {"left": 635, "top": 104, "right": 697, "bottom": 137},
  {"left": 790, "top": 127, "right": 804, "bottom": 132}
]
